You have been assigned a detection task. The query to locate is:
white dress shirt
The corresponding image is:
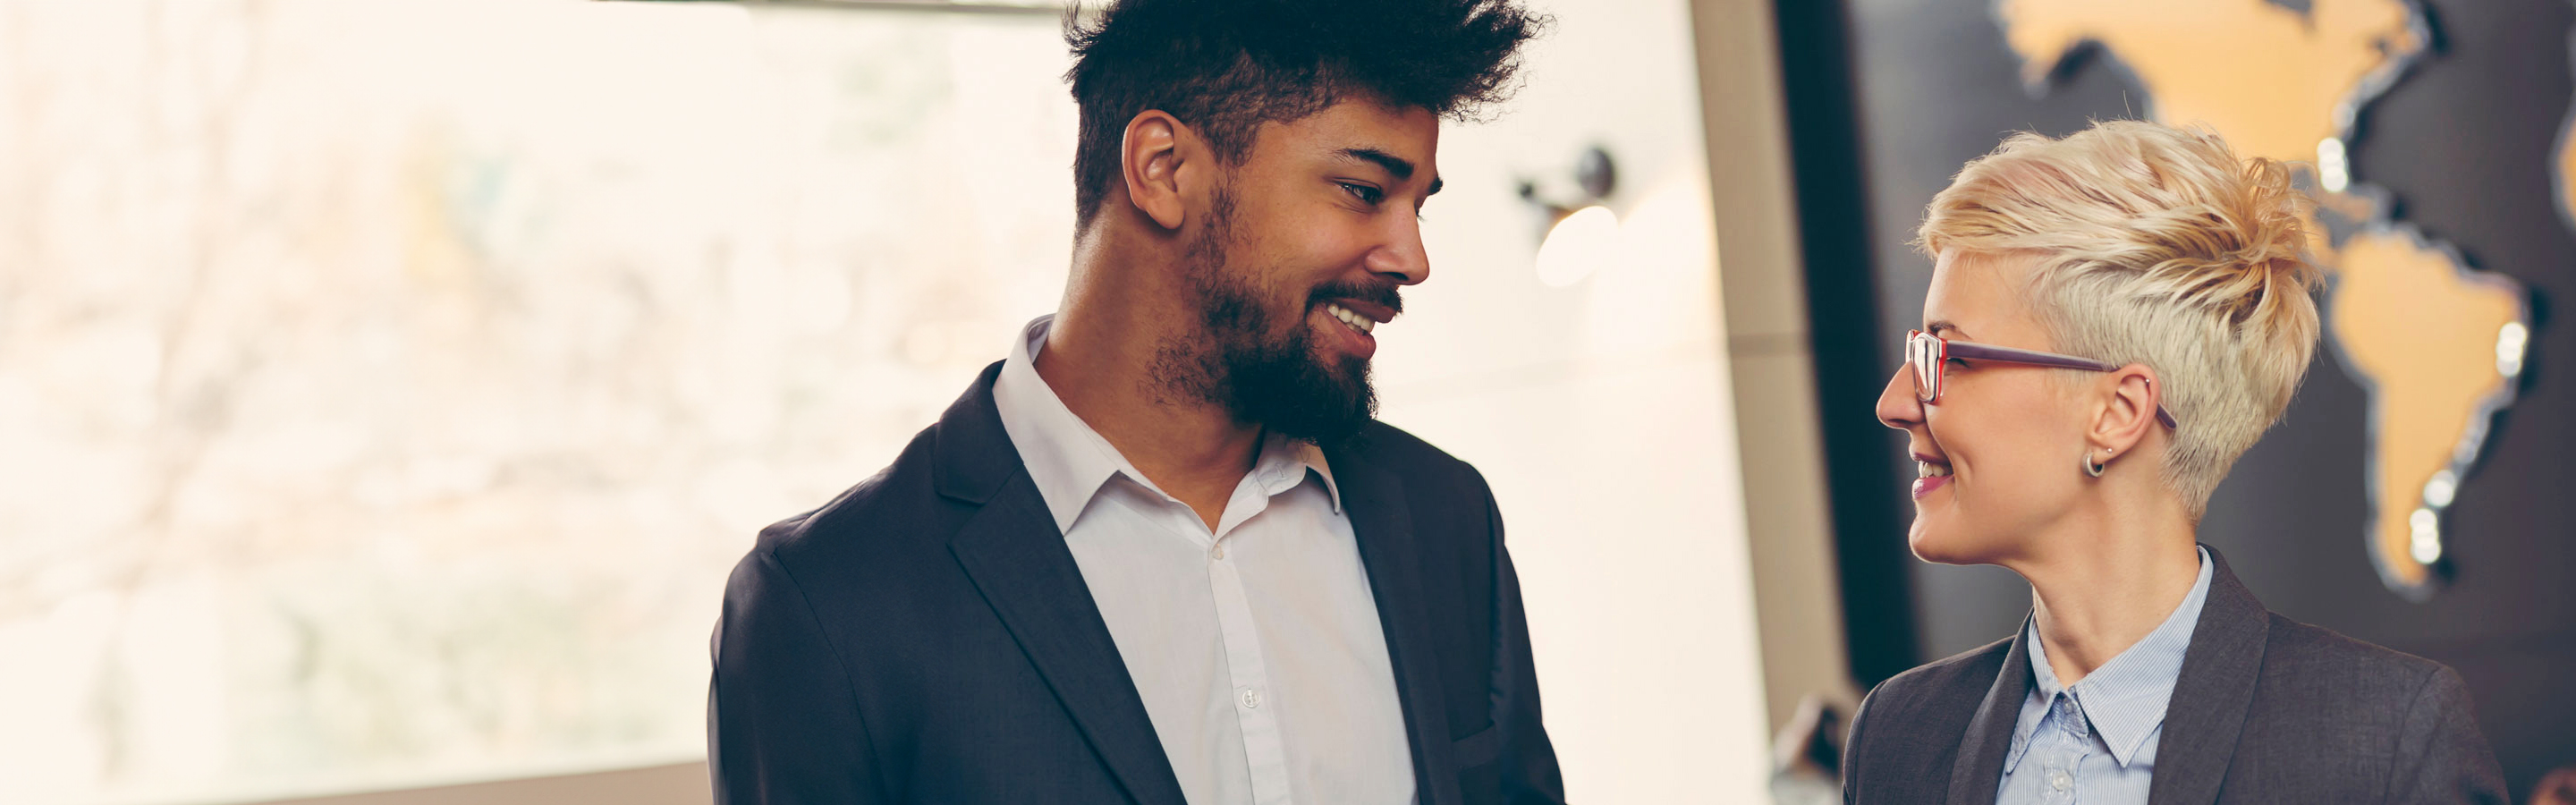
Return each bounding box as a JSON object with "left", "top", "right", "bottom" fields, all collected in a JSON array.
[
  {"left": 989, "top": 315, "right": 1417, "bottom": 805},
  {"left": 1996, "top": 547, "right": 2213, "bottom": 804}
]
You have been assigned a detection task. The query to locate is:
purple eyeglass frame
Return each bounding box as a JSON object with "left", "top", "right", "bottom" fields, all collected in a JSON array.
[{"left": 1904, "top": 329, "right": 2180, "bottom": 429}]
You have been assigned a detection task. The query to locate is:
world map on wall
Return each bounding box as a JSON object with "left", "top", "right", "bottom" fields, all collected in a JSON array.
[{"left": 1996, "top": 0, "right": 2532, "bottom": 599}]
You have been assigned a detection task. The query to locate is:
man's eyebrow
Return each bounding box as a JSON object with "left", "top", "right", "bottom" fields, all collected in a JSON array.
[
  {"left": 1339, "top": 148, "right": 1412, "bottom": 179},
  {"left": 1339, "top": 148, "right": 1440, "bottom": 195},
  {"left": 1926, "top": 320, "right": 1971, "bottom": 339}
]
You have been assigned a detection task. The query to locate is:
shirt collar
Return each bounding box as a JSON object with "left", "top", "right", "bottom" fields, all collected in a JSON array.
[
  {"left": 2005, "top": 546, "right": 2215, "bottom": 770},
  {"left": 989, "top": 315, "right": 1341, "bottom": 534}
]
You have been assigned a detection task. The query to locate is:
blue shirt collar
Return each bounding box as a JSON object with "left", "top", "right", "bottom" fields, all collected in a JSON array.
[{"left": 2005, "top": 546, "right": 2214, "bottom": 771}]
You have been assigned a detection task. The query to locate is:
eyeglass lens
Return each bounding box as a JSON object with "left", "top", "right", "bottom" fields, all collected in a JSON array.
[{"left": 1907, "top": 332, "right": 1937, "bottom": 402}]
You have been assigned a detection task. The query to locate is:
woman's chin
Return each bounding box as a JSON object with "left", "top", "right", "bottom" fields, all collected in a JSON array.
[{"left": 1906, "top": 522, "right": 1983, "bottom": 565}]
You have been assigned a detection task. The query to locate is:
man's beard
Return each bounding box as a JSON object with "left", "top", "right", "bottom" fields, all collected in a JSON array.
[{"left": 1157, "top": 183, "right": 1399, "bottom": 447}]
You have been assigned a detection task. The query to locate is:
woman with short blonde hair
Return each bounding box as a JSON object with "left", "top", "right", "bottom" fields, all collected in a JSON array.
[{"left": 1840, "top": 120, "right": 2504, "bottom": 804}]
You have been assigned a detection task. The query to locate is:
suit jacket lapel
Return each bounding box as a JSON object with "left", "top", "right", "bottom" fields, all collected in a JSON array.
[
  {"left": 936, "top": 363, "right": 1187, "bottom": 805},
  {"left": 1330, "top": 443, "right": 1462, "bottom": 805},
  {"left": 1945, "top": 614, "right": 2034, "bottom": 805},
  {"left": 2146, "top": 547, "right": 2269, "bottom": 805}
]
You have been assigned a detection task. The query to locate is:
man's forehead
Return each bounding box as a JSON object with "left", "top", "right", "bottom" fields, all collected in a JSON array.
[{"left": 1270, "top": 100, "right": 1438, "bottom": 165}]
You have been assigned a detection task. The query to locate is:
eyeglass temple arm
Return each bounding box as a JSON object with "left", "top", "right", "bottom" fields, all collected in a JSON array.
[
  {"left": 1942, "top": 341, "right": 2114, "bottom": 371},
  {"left": 1942, "top": 341, "right": 2182, "bottom": 428}
]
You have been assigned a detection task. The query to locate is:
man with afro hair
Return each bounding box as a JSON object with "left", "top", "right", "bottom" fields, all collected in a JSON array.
[{"left": 708, "top": 2, "right": 1563, "bottom": 803}]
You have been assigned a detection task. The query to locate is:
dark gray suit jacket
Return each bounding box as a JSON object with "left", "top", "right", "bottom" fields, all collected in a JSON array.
[
  {"left": 1841, "top": 547, "right": 2506, "bottom": 804},
  {"left": 708, "top": 362, "right": 1564, "bottom": 805}
]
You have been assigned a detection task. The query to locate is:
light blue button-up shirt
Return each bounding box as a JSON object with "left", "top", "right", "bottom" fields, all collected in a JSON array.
[{"left": 1996, "top": 547, "right": 2213, "bottom": 805}]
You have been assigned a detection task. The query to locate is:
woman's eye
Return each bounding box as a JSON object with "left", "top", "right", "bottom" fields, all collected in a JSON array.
[
  {"left": 1945, "top": 358, "right": 1970, "bottom": 369},
  {"left": 1340, "top": 183, "right": 1384, "bottom": 205}
]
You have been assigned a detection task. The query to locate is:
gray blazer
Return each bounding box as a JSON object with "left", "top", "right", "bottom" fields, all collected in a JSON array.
[{"left": 1841, "top": 547, "right": 2507, "bottom": 804}]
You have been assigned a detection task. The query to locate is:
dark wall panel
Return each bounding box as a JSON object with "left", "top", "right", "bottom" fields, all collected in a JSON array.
[
  {"left": 1771, "top": 0, "right": 1924, "bottom": 693},
  {"left": 1803, "top": 0, "right": 2576, "bottom": 795}
]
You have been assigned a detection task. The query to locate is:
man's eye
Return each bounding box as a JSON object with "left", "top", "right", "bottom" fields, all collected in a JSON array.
[{"left": 1340, "top": 183, "right": 1384, "bottom": 205}]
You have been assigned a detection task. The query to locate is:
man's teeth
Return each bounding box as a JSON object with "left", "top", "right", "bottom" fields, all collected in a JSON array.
[
  {"left": 1326, "top": 303, "right": 1376, "bottom": 335},
  {"left": 1917, "top": 462, "right": 1952, "bottom": 479}
]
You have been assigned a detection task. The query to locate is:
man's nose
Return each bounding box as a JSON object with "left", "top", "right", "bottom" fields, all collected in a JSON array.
[{"left": 1366, "top": 216, "right": 1429, "bottom": 286}]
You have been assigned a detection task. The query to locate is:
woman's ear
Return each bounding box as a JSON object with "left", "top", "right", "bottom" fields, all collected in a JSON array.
[
  {"left": 1120, "top": 110, "right": 1196, "bottom": 231},
  {"left": 2089, "top": 364, "right": 2164, "bottom": 460}
]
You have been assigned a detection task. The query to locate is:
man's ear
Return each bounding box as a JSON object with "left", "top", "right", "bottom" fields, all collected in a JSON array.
[
  {"left": 1121, "top": 110, "right": 1196, "bottom": 232},
  {"left": 2089, "top": 364, "right": 2164, "bottom": 460}
]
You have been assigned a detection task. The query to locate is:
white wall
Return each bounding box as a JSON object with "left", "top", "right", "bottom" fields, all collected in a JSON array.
[{"left": 1377, "top": 0, "right": 1774, "bottom": 798}]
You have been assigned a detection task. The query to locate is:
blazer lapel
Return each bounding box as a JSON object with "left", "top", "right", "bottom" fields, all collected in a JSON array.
[
  {"left": 2145, "top": 547, "right": 2269, "bottom": 805},
  {"left": 936, "top": 363, "right": 1187, "bottom": 805},
  {"left": 1330, "top": 444, "right": 1462, "bottom": 805},
  {"left": 1945, "top": 614, "right": 2035, "bottom": 805}
]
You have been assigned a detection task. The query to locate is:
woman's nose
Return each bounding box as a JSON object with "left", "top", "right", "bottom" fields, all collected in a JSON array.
[{"left": 1877, "top": 364, "right": 1924, "bottom": 431}]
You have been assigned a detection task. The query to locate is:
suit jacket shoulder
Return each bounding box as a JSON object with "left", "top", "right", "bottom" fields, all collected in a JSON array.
[
  {"left": 2230, "top": 613, "right": 2507, "bottom": 803},
  {"left": 750, "top": 422, "right": 953, "bottom": 568},
  {"left": 1344, "top": 420, "right": 1479, "bottom": 484},
  {"left": 1340, "top": 419, "right": 1493, "bottom": 521},
  {"left": 1843, "top": 636, "right": 2012, "bottom": 803},
  {"left": 711, "top": 366, "right": 1179, "bottom": 805},
  {"left": 1859, "top": 636, "right": 2013, "bottom": 717},
  {"left": 2258, "top": 611, "right": 2450, "bottom": 697}
]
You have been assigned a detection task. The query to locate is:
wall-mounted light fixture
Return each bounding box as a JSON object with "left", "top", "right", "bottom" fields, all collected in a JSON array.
[{"left": 1519, "top": 146, "right": 1619, "bottom": 287}]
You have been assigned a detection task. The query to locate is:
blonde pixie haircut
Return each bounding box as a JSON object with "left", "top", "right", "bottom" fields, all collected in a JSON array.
[{"left": 1918, "top": 120, "right": 2322, "bottom": 517}]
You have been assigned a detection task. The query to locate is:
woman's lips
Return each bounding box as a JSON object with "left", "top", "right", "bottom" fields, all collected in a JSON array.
[{"left": 1912, "top": 474, "right": 1951, "bottom": 500}]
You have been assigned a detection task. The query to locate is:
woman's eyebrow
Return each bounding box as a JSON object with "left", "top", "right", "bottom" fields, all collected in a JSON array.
[{"left": 1926, "top": 320, "right": 1972, "bottom": 339}]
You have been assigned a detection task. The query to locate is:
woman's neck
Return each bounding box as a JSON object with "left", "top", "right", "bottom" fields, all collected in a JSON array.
[{"left": 2009, "top": 496, "right": 2202, "bottom": 687}]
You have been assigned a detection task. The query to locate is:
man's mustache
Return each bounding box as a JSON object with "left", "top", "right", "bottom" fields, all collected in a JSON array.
[{"left": 1308, "top": 280, "right": 1404, "bottom": 316}]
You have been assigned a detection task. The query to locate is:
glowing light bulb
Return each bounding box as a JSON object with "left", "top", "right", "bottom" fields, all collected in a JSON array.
[
  {"left": 1534, "top": 205, "right": 1619, "bottom": 288},
  {"left": 2498, "top": 321, "right": 2529, "bottom": 377},
  {"left": 2408, "top": 507, "right": 2444, "bottom": 564},
  {"left": 2318, "top": 138, "right": 2351, "bottom": 193},
  {"left": 2422, "top": 470, "right": 2457, "bottom": 508}
]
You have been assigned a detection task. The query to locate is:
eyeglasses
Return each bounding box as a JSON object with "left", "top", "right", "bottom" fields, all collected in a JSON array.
[{"left": 1902, "top": 329, "right": 2179, "bottom": 428}]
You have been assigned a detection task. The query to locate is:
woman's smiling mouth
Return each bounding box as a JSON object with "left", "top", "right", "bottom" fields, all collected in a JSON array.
[{"left": 1912, "top": 454, "right": 1952, "bottom": 500}]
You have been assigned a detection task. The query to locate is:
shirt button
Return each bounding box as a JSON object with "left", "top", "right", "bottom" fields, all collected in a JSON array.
[
  {"left": 1210, "top": 544, "right": 1225, "bottom": 559},
  {"left": 1239, "top": 687, "right": 1262, "bottom": 708},
  {"left": 2049, "top": 771, "right": 2072, "bottom": 791}
]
